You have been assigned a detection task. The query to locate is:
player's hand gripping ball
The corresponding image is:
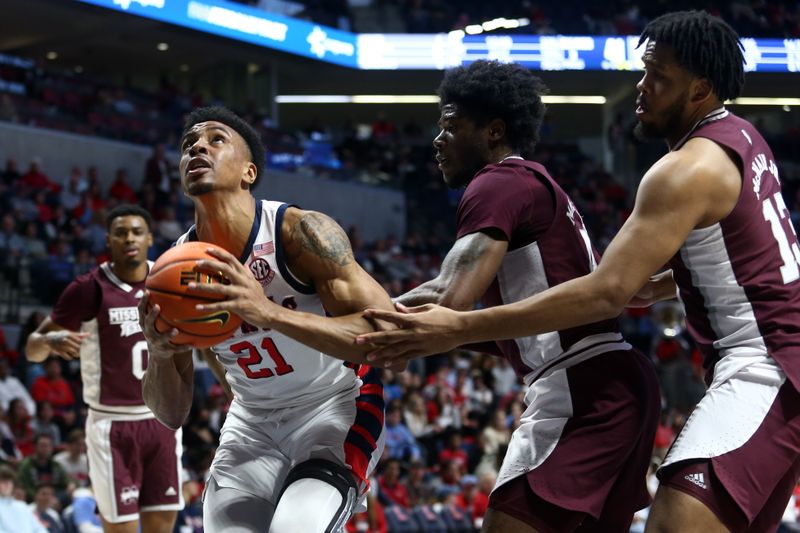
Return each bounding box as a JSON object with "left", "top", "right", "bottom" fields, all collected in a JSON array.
[{"left": 145, "top": 242, "right": 242, "bottom": 348}]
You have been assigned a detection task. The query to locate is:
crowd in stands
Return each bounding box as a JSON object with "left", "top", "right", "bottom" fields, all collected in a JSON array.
[
  {"left": 230, "top": 0, "right": 800, "bottom": 38},
  {"left": 1, "top": 5, "right": 800, "bottom": 528}
]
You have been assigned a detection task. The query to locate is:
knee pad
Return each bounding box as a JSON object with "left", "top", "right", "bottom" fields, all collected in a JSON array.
[{"left": 271, "top": 459, "right": 358, "bottom": 533}]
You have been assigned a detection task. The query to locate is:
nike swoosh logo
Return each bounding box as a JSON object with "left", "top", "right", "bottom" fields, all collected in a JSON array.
[{"left": 177, "top": 311, "right": 230, "bottom": 326}]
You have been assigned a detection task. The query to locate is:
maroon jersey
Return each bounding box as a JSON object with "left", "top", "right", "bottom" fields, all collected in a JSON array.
[
  {"left": 669, "top": 109, "right": 800, "bottom": 388},
  {"left": 457, "top": 158, "right": 626, "bottom": 379},
  {"left": 51, "top": 262, "right": 152, "bottom": 416}
]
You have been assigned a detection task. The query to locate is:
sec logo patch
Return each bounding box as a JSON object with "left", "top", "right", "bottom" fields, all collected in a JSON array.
[{"left": 249, "top": 258, "right": 275, "bottom": 286}]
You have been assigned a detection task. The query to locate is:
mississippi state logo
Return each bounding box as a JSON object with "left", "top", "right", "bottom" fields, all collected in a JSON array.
[{"left": 250, "top": 258, "right": 275, "bottom": 286}]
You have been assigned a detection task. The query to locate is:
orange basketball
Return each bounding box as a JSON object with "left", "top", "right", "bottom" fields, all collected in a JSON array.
[{"left": 145, "top": 241, "right": 242, "bottom": 348}]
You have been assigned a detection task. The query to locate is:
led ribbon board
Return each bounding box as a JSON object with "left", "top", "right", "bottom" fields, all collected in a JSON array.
[
  {"left": 74, "top": 1, "right": 800, "bottom": 72},
  {"left": 76, "top": 0, "right": 358, "bottom": 67}
]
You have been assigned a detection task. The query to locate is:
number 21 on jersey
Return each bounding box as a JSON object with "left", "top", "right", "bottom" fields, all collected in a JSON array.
[{"left": 232, "top": 337, "right": 295, "bottom": 379}]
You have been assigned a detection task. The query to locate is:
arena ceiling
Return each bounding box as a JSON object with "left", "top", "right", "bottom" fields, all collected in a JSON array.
[{"left": 2, "top": 0, "right": 799, "bottom": 135}]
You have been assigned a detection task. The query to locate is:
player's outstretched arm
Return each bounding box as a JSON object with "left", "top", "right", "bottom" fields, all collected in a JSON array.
[
  {"left": 26, "top": 317, "right": 88, "bottom": 362},
  {"left": 396, "top": 229, "right": 508, "bottom": 310},
  {"left": 186, "top": 208, "right": 397, "bottom": 364},
  {"left": 626, "top": 270, "right": 678, "bottom": 308},
  {"left": 138, "top": 293, "right": 195, "bottom": 429},
  {"left": 358, "top": 143, "right": 736, "bottom": 364}
]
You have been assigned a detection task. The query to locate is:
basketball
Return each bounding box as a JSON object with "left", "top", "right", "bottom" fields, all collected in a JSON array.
[{"left": 145, "top": 241, "right": 243, "bottom": 348}]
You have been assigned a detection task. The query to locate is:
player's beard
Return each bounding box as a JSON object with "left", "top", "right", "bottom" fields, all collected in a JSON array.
[
  {"left": 634, "top": 90, "right": 688, "bottom": 141},
  {"left": 186, "top": 181, "right": 214, "bottom": 196}
]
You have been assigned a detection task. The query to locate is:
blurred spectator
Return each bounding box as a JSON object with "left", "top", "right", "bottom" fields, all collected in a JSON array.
[
  {"left": 107, "top": 168, "right": 137, "bottom": 204},
  {"left": 377, "top": 458, "right": 409, "bottom": 508},
  {"left": 144, "top": 143, "right": 176, "bottom": 202},
  {"left": 0, "top": 356, "right": 36, "bottom": 415},
  {"left": 16, "top": 433, "right": 70, "bottom": 503},
  {"left": 8, "top": 397, "right": 34, "bottom": 457},
  {"left": 53, "top": 428, "right": 89, "bottom": 488},
  {"left": 384, "top": 401, "right": 422, "bottom": 462},
  {"left": 30, "top": 358, "right": 75, "bottom": 423},
  {"left": 19, "top": 158, "right": 59, "bottom": 197},
  {"left": 405, "top": 458, "right": 435, "bottom": 507},
  {"left": 0, "top": 464, "right": 47, "bottom": 533},
  {"left": 453, "top": 474, "right": 488, "bottom": 528},
  {"left": 1, "top": 159, "right": 20, "bottom": 186},
  {"left": 475, "top": 408, "right": 510, "bottom": 476},
  {"left": 0, "top": 94, "right": 18, "bottom": 123},
  {"left": 59, "top": 167, "right": 87, "bottom": 213},
  {"left": 63, "top": 487, "right": 102, "bottom": 533},
  {"left": 29, "top": 401, "right": 61, "bottom": 448},
  {"left": 28, "top": 482, "right": 64, "bottom": 533}
]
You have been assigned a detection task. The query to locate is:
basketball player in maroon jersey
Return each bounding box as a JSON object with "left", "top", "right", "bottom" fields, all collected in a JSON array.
[
  {"left": 26, "top": 205, "right": 187, "bottom": 533},
  {"left": 362, "top": 59, "right": 662, "bottom": 532},
  {"left": 359, "top": 11, "right": 800, "bottom": 533}
]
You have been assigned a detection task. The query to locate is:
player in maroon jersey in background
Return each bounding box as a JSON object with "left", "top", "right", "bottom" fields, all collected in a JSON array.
[
  {"left": 26, "top": 204, "right": 197, "bottom": 533},
  {"left": 360, "top": 59, "right": 661, "bottom": 532},
  {"left": 359, "top": 11, "right": 800, "bottom": 533}
]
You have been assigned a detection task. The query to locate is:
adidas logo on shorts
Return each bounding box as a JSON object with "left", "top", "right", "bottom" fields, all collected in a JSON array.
[
  {"left": 684, "top": 473, "right": 707, "bottom": 489},
  {"left": 165, "top": 486, "right": 177, "bottom": 497}
]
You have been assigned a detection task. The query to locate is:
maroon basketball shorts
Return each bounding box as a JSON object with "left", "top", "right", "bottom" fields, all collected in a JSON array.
[
  {"left": 658, "top": 355, "right": 800, "bottom": 533},
  {"left": 86, "top": 410, "right": 183, "bottom": 523},
  {"left": 488, "top": 349, "right": 661, "bottom": 533}
]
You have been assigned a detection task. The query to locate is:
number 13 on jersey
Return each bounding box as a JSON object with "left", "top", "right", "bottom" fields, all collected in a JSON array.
[{"left": 763, "top": 191, "right": 800, "bottom": 284}]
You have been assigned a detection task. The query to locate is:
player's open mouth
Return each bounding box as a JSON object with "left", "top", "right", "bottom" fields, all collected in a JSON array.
[
  {"left": 436, "top": 155, "right": 448, "bottom": 169},
  {"left": 186, "top": 157, "right": 212, "bottom": 177},
  {"left": 124, "top": 248, "right": 139, "bottom": 257}
]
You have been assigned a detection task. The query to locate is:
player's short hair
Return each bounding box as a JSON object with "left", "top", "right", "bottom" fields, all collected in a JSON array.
[
  {"left": 437, "top": 60, "right": 548, "bottom": 156},
  {"left": 639, "top": 10, "right": 745, "bottom": 102},
  {"left": 106, "top": 204, "right": 153, "bottom": 232},
  {"left": 182, "top": 106, "right": 266, "bottom": 189}
]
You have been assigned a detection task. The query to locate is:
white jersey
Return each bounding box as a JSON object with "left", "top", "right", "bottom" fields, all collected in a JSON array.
[{"left": 176, "top": 200, "right": 358, "bottom": 409}]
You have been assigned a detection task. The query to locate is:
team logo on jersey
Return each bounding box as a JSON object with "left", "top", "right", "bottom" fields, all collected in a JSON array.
[
  {"left": 120, "top": 321, "right": 142, "bottom": 337},
  {"left": 253, "top": 241, "right": 275, "bottom": 257},
  {"left": 177, "top": 311, "right": 232, "bottom": 326},
  {"left": 120, "top": 485, "right": 140, "bottom": 505},
  {"left": 249, "top": 258, "right": 276, "bottom": 286},
  {"left": 109, "top": 307, "right": 139, "bottom": 324}
]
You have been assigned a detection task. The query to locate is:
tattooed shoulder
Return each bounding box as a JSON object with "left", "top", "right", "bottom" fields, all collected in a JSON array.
[{"left": 290, "top": 211, "right": 354, "bottom": 267}]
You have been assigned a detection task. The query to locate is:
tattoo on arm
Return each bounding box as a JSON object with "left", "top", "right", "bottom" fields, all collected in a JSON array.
[
  {"left": 444, "top": 235, "right": 490, "bottom": 274},
  {"left": 292, "top": 212, "right": 354, "bottom": 267}
]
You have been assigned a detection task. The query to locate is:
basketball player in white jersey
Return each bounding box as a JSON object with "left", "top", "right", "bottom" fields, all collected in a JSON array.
[
  {"left": 138, "top": 107, "right": 392, "bottom": 532},
  {"left": 359, "top": 11, "right": 800, "bottom": 533}
]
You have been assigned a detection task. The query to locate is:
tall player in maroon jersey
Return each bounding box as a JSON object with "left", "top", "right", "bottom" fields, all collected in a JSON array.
[
  {"left": 359, "top": 11, "right": 800, "bottom": 533},
  {"left": 367, "top": 60, "right": 661, "bottom": 532},
  {"left": 26, "top": 205, "right": 184, "bottom": 533}
]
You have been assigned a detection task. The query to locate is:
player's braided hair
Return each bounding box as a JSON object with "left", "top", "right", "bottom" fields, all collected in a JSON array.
[
  {"left": 639, "top": 10, "right": 745, "bottom": 102},
  {"left": 437, "top": 60, "right": 548, "bottom": 157},
  {"left": 107, "top": 203, "right": 153, "bottom": 231},
  {"left": 182, "top": 106, "right": 266, "bottom": 189}
]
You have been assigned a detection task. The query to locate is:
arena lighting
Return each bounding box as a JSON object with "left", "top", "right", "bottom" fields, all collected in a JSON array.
[
  {"left": 728, "top": 97, "right": 800, "bottom": 106},
  {"left": 275, "top": 95, "right": 606, "bottom": 104},
  {"left": 156, "top": 42, "right": 169, "bottom": 51},
  {"left": 465, "top": 17, "right": 531, "bottom": 35}
]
